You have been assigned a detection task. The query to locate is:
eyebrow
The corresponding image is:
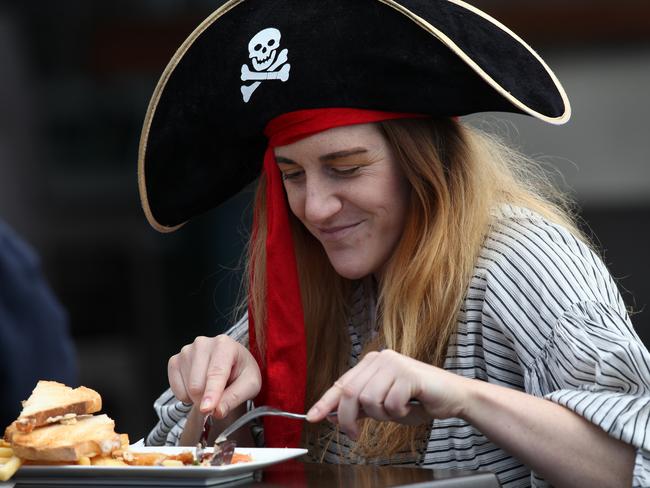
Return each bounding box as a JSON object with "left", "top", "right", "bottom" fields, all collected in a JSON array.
[{"left": 276, "top": 148, "right": 368, "bottom": 165}]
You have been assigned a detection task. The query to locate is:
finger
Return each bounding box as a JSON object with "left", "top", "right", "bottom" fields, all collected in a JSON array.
[
  {"left": 200, "top": 336, "right": 238, "bottom": 413},
  {"left": 357, "top": 377, "right": 395, "bottom": 421},
  {"left": 216, "top": 358, "right": 261, "bottom": 419},
  {"left": 336, "top": 353, "right": 387, "bottom": 438},
  {"left": 336, "top": 380, "right": 362, "bottom": 440},
  {"left": 383, "top": 376, "right": 415, "bottom": 420},
  {"left": 306, "top": 351, "right": 381, "bottom": 422},
  {"left": 355, "top": 350, "right": 411, "bottom": 420},
  {"left": 306, "top": 382, "right": 344, "bottom": 423},
  {"left": 341, "top": 355, "right": 392, "bottom": 421},
  {"left": 185, "top": 337, "right": 213, "bottom": 405},
  {"left": 176, "top": 343, "right": 201, "bottom": 404},
  {"left": 168, "top": 354, "right": 190, "bottom": 403}
]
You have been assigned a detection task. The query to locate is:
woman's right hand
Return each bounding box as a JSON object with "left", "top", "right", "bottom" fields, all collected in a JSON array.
[{"left": 168, "top": 335, "right": 261, "bottom": 419}]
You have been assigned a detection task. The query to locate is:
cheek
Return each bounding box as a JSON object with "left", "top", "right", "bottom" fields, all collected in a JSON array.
[
  {"left": 284, "top": 188, "right": 305, "bottom": 220},
  {"left": 390, "top": 173, "right": 411, "bottom": 217}
]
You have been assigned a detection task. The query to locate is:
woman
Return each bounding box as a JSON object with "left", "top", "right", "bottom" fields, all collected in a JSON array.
[{"left": 138, "top": 1, "right": 650, "bottom": 486}]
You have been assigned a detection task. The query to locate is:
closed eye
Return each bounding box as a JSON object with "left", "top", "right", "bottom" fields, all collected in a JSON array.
[
  {"left": 281, "top": 170, "right": 304, "bottom": 181},
  {"left": 330, "top": 166, "right": 360, "bottom": 177}
]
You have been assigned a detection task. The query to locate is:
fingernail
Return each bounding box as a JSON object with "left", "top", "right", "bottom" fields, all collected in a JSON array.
[
  {"left": 306, "top": 406, "right": 319, "bottom": 421},
  {"left": 200, "top": 397, "right": 212, "bottom": 411}
]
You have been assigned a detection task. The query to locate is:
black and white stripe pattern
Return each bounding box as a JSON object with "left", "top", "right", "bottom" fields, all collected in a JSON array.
[{"left": 147, "top": 205, "right": 650, "bottom": 487}]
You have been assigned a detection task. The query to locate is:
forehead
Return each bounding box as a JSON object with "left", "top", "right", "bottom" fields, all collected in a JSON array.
[{"left": 274, "top": 123, "right": 387, "bottom": 158}]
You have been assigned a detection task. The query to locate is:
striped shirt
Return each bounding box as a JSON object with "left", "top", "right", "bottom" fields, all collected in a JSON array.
[{"left": 147, "top": 205, "right": 650, "bottom": 487}]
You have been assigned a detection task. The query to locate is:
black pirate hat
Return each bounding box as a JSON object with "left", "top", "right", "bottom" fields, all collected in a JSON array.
[{"left": 138, "top": 0, "right": 571, "bottom": 232}]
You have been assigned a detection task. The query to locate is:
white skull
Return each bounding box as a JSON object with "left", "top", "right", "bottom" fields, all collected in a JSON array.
[{"left": 248, "top": 28, "right": 281, "bottom": 72}]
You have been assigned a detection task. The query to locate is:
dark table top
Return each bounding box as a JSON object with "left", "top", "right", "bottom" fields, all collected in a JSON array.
[
  {"left": 11, "top": 460, "right": 501, "bottom": 488},
  {"left": 243, "top": 461, "right": 501, "bottom": 487}
]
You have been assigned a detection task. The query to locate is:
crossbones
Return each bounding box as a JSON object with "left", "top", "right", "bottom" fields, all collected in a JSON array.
[{"left": 241, "top": 48, "right": 290, "bottom": 103}]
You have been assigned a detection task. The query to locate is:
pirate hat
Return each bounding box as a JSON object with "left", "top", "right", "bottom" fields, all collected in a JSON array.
[{"left": 138, "top": 0, "right": 570, "bottom": 233}]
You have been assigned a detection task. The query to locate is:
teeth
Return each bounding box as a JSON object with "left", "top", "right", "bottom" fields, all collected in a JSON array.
[{"left": 251, "top": 50, "right": 276, "bottom": 72}]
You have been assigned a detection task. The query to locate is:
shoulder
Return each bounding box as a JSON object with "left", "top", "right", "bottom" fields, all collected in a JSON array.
[
  {"left": 481, "top": 204, "right": 589, "bottom": 273},
  {"left": 479, "top": 205, "right": 622, "bottom": 312},
  {"left": 473, "top": 205, "right": 628, "bottom": 359}
]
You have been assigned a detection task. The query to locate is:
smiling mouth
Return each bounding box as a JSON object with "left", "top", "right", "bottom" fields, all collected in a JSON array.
[{"left": 316, "top": 221, "right": 363, "bottom": 240}]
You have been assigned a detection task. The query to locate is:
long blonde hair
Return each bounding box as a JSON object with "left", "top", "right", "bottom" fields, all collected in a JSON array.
[{"left": 245, "top": 118, "right": 585, "bottom": 459}]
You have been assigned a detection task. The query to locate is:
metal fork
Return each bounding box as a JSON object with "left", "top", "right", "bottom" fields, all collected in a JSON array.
[
  {"left": 201, "top": 406, "right": 308, "bottom": 466},
  {"left": 214, "top": 405, "right": 309, "bottom": 444},
  {"left": 203, "top": 401, "right": 421, "bottom": 465},
  {"left": 214, "top": 400, "right": 422, "bottom": 444}
]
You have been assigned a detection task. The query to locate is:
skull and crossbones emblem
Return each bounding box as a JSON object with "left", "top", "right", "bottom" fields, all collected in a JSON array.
[{"left": 241, "top": 28, "right": 291, "bottom": 103}]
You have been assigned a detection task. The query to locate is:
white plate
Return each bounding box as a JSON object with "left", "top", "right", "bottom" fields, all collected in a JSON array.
[{"left": 14, "top": 446, "right": 308, "bottom": 486}]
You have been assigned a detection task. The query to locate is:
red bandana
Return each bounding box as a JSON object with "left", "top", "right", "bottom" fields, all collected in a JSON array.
[{"left": 248, "top": 108, "right": 424, "bottom": 448}]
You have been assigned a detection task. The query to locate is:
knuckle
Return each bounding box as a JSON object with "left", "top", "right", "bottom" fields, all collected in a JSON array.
[
  {"left": 193, "top": 335, "right": 209, "bottom": 346},
  {"left": 206, "top": 363, "right": 229, "bottom": 379},
  {"left": 339, "top": 384, "right": 356, "bottom": 399},
  {"left": 379, "top": 349, "right": 400, "bottom": 365},
  {"left": 174, "top": 390, "right": 190, "bottom": 403},
  {"left": 384, "top": 399, "right": 407, "bottom": 417},
  {"left": 187, "top": 382, "right": 204, "bottom": 397},
  {"left": 214, "top": 334, "right": 231, "bottom": 345},
  {"left": 358, "top": 393, "right": 378, "bottom": 407},
  {"left": 364, "top": 351, "right": 380, "bottom": 360},
  {"left": 167, "top": 355, "right": 179, "bottom": 371}
]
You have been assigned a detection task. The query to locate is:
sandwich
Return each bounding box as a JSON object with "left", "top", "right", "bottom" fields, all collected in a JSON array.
[
  {"left": 3, "top": 381, "right": 127, "bottom": 462},
  {"left": 10, "top": 380, "right": 101, "bottom": 434}
]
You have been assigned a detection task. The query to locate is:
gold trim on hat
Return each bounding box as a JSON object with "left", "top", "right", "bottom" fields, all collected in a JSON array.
[{"left": 377, "top": 0, "right": 571, "bottom": 125}]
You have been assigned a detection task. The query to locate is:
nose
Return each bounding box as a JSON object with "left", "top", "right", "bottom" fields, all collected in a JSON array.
[{"left": 303, "top": 177, "right": 342, "bottom": 225}]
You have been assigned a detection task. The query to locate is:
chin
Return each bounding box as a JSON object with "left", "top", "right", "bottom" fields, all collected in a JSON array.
[
  {"left": 335, "top": 269, "right": 369, "bottom": 280},
  {"left": 329, "top": 261, "right": 372, "bottom": 280}
]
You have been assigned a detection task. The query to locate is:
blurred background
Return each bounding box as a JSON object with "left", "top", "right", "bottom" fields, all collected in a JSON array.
[{"left": 0, "top": 0, "right": 648, "bottom": 440}]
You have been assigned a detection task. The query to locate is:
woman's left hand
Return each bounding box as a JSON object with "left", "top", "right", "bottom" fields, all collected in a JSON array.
[{"left": 305, "top": 349, "right": 471, "bottom": 439}]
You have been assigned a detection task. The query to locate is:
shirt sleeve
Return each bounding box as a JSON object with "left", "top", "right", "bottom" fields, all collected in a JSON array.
[
  {"left": 481, "top": 210, "right": 650, "bottom": 487},
  {"left": 526, "top": 300, "right": 650, "bottom": 487},
  {"left": 145, "top": 313, "right": 249, "bottom": 446}
]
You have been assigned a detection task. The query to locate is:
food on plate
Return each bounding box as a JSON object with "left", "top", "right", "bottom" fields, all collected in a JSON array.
[
  {"left": 1, "top": 381, "right": 252, "bottom": 481},
  {"left": 6, "top": 414, "right": 126, "bottom": 462},
  {"left": 0, "top": 439, "right": 22, "bottom": 481},
  {"left": 230, "top": 452, "right": 254, "bottom": 464},
  {"left": 4, "top": 381, "right": 126, "bottom": 463},
  {"left": 1, "top": 381, "right": 127, "bottom": 479},
  {"left": 10, "top": 381, "right": 102, "bottom": 434},
  {"left": 115, "top": 449, "right": 195, "bottom": 466}
]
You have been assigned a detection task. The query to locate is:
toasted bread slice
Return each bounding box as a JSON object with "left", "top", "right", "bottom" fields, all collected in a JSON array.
[
  {"left": 14, "top": 381, "right": 102, "bottom": 433},
  {"left": 9, "top": 414, "right": 124, "bottom": 462}
]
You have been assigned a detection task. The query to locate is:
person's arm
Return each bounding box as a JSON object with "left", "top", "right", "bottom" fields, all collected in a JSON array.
[
  {"left": 307, "top": 349, "right": 635, "bottom": 488},
  {"left": 462, "top": 376, "right": 634, "bottom": 488}
]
